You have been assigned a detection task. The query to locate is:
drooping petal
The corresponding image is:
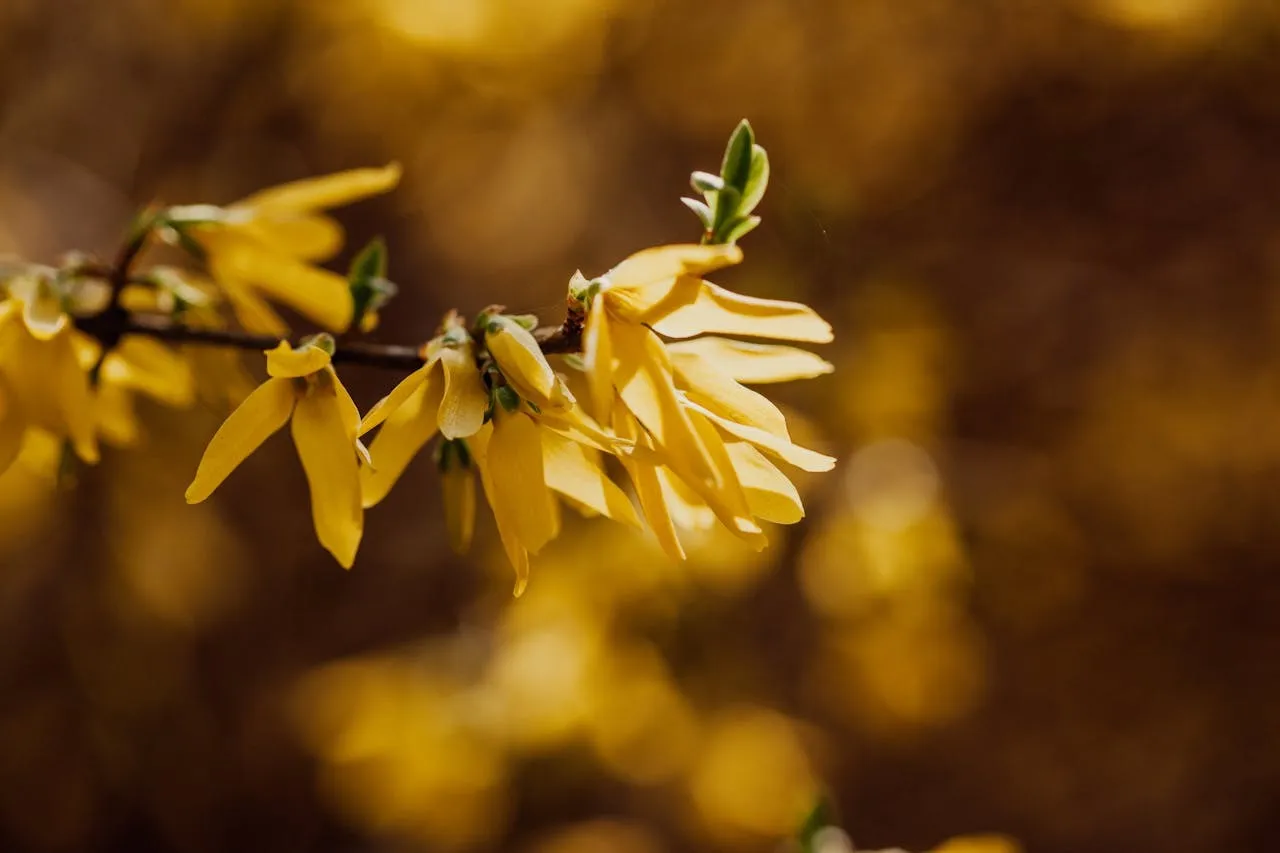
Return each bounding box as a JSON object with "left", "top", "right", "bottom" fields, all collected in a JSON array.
[
  {"left": 537, "top": 404, "right": 632, "bottom": 455},
  {"left": 683, "top": 410, "right": 766, "bottom": 547},
  {"left": 612, "top": 404, "right": 686, "bottom": 561},
  {"left": 541, "top": 431, "right": 641, "bottom": 528},
  {"left": 360, "top": 369, "right": 443, "bottom": 508},
  {"left": 610, "top": 321, "right": 715, "bottom": 484},
  {"left": 471, "top": 422, "right": 531, "bottom": 595},
  {"left": 655, "top": 467, "right": 716, "bottom": 531},
  {"left": 683, "top": 398, "right": 836, "bottom": 472},
  {"left": 102, "top": 337, "right": 196, "bottom": 407},
  {"left": 359, "top": 360, "right": 436, "bottom": 436},
  {"left": 234, "top": 216, "right": 343, "bottom": 262},
  {"left": 665, "top": 337, "right": 833, "bottom": 384},
  {"left": 647, "top": 282, "right": 833, "bottom": 343},
  {"left": 727, "top": 442, "right": 805, "bottom": 524},
  {"left": 580, "top": 293, "right": 614, "bottom": 422},
  {"left": 215, "top": 274, "right": 290, "bottom": 337},
  {"left": 50, "top": 332, "right": 98, "bottom": 464},
  {"left": 232, "top": 163, "right": 402, "bottom": 216},
  {"left": 605, "top": 243, "right": 742, "bottom": 289},
  {"left": 292, "top": 379, "right": 364, "bottom": 568},
  {"left": 185, "top": 378, "right": 296, "bottom": 503},
  {"left": 484, "top": 315, "right": 570, "bottom": 410},
  {"left": 440, "top": 460, "right": 476, "bottom": 555},
  {"left": 204, "top": 234, "right": 354, "bottom": 332},
  {"left": 485, "top": 408, "right": 558, "bottom": 555},
  {"left": 670, "top": 348, "right": 790, "bottom": 438},
  {"left": 436, "top": 345, "right": 488, "bottom": 439},
  {"left": 265, "top": 340, "right": 332, "bottom": 378},
  {"left": 95, "top": 384, "right": 142, "bottom": 448}
]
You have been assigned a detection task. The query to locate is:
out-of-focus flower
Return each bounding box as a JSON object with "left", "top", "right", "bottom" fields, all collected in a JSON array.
[
  {"left": 0, "top": 278, "right": 99, "bottom": 473},
  {"left": 185, "top": 337, "right": 365, "bottom": 567},
  {"left": 89, "top": 336, "right": 196, "bottom": 447},
  {"left": 176, "top": 164, "right": 401, "bottom": 335}
]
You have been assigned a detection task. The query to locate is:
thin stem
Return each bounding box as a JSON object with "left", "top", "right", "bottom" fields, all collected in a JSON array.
[{"left": 89, "top": 308, "right": 583, "bottom": 372}]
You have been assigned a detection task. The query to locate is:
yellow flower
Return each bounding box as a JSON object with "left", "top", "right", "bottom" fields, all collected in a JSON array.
[
  {"left": 577, "top": 243, "right": 835, "bottom": 554},
  {"left": 357, "top": 314, "right": 636, "bottom": 591},
  {"left": 86, "top": 336, "right": 196, "bottom": 448},
  {"left": 185, "top": 338, "right": 365, "bottom": 568},
  {"left": 471, "top": 391, "right": 640, "bottom": 596},
  {"left": 184, "top": 164, "right": 401, "bottom": 336},
  {"left": 482, "top": 314, "right": 574, "bottom": 411},
  {"left": 357, "top": 323, "right": 489, "bottom": 507},
  {"left": 437, "top": 439, "right": 477, "bottom": 556},
  {"left": 0, "top": 286, "right": 98, "bottom": 474}
]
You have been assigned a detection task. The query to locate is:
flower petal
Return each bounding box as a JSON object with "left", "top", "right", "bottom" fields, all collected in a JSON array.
[
  {"left": 471, "top": 422, "right": 532, "bottom": 595},
  {"left": 0, "top": 391, "right": 24, "bottom": 477},
  {"left": 605, "top": 243, "right": 742, "bottom": 289},
  {"left": 186, "top": 378, "right": 295, "bottom": 503},
  {"left": 541, "top": 431, "right": 641, "bottom": 528},
  {"left": 292, "top": 381, "right": 364, "bottom": 568},
  {"left": 683, "top": 398, "right": 836, "bottom": 472},
  {"left": 360, "top": 370, "right": 443, "bottom": 508},
  {"left": 665, "top": 337, "right": 833, "bottom": 384},
  {"left": 655, "top": 467, "right": 716, "bottom": 531},
  {"left": 485, "top": 315, "right": 569, "bottom": 411},
  {"left": 610, "top": 322, "right": 715, "bottom": 483},
  {"left": 669, "top": 348, "right": 790, "bottom": 438},
  {"left": 20, "top": 286, "right": 68, "bottom": 341},
  {"left": 214, "top": 273, "right": 290, "bottom": 336},
  {"left": 537, "top": 404, "right": 631, "bottom": 455},
  {"left": 437, "top": 345, "right": 488, "bottom": 439},
  {"left": 102, "top": 337, "right": 195, "bottom": 407},
  {"left": 235, "top": 215, "right": 343, "bottom": 262},
  {"left": 485, "top": 409, "right": 558, "bottom": 555},
  {"left": 581, "top": 293, "right": 614, "bottom": 422},
  {"left": 612, "top": 404, "right": 686, "bottom": 561},
  {"left": 440, "top": 464, "right": 476, "bottom": 555},
  {"left": 727, "top": 442, "right": 805, "bottom": 524},
  {"left": 359, "top": 361, "right": 436, "bottom": 436},
  {"left": 265, "top": 340, "right": 332, "bottom": 378},
  {"left": 648, "top": 282, "right": 833, "bottom": 343},
  {"left": 51, "top": 332, "right": 98, "bottom": 464},
  {"left": 232, "top": 163, "right": 402, "bottom": 216},
  {"left": 204, "top": 234, "right": 354, "bottom": 332}
]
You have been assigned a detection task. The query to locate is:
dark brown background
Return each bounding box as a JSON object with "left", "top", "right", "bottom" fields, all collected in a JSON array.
[{"left": 1, "top": 1, "right": 1279, "bottom": 851}]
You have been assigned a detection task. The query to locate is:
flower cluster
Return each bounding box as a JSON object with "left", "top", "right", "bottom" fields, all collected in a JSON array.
[{"left": 0, "top": 121, "right": 835, "bottom": 593}]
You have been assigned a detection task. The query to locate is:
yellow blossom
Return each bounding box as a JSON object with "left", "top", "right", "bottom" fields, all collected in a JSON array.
[
  {"left": 357, "top": 323, "right": 489, "bottom": 507},
  {"left": 185, "top": 338, "right": 365, "bottom": 568},
  {"left": 577, "top": 243, "right": 835, "bottom": 555},
  {"left": 470, "top": 392, "right": 639, "bottom": 596},
  {"left": 437, "top": 439, "right": 477, "bottom": 555},
  {"left": 75, "top": 335, "right": 196, "bottom": 448},
  {"left": 184, "top": 163, "right": 401, "bottom": 336},
  {"left": 0, "top": 289, "right": 98, "bottom": 474}
]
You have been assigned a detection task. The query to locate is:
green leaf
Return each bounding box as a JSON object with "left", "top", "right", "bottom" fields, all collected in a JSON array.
[
  {"left": 739, "top": 144, "right": 770, "bottom": 216},
  {"left": 708, "top": 185, "right": 742, "bottom": 243},
  {"left": 721, "top": 215, "right": 761, "bottom": 245},
  {"left": 349, "top": 236, "right": 388, "bottom": 282},
  {"left": 494, "top": 385, "right": 521, "bottom": 413},
  {"left": 690, "top": 170, "right": 725, "bottom": 194},
  {"left": 680, "top": 197, "right": 713, "bottom": 229},
  {"left": 348, "top": 237, "right": 397, "bottom": 327},
  {"left": 720, "top": 119, "right": 755, "bottom": 194}
]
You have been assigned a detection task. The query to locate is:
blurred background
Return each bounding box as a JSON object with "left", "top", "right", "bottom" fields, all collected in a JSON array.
[{"left": 2, "top": 0, "right": 1280, "bottom": 851}]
